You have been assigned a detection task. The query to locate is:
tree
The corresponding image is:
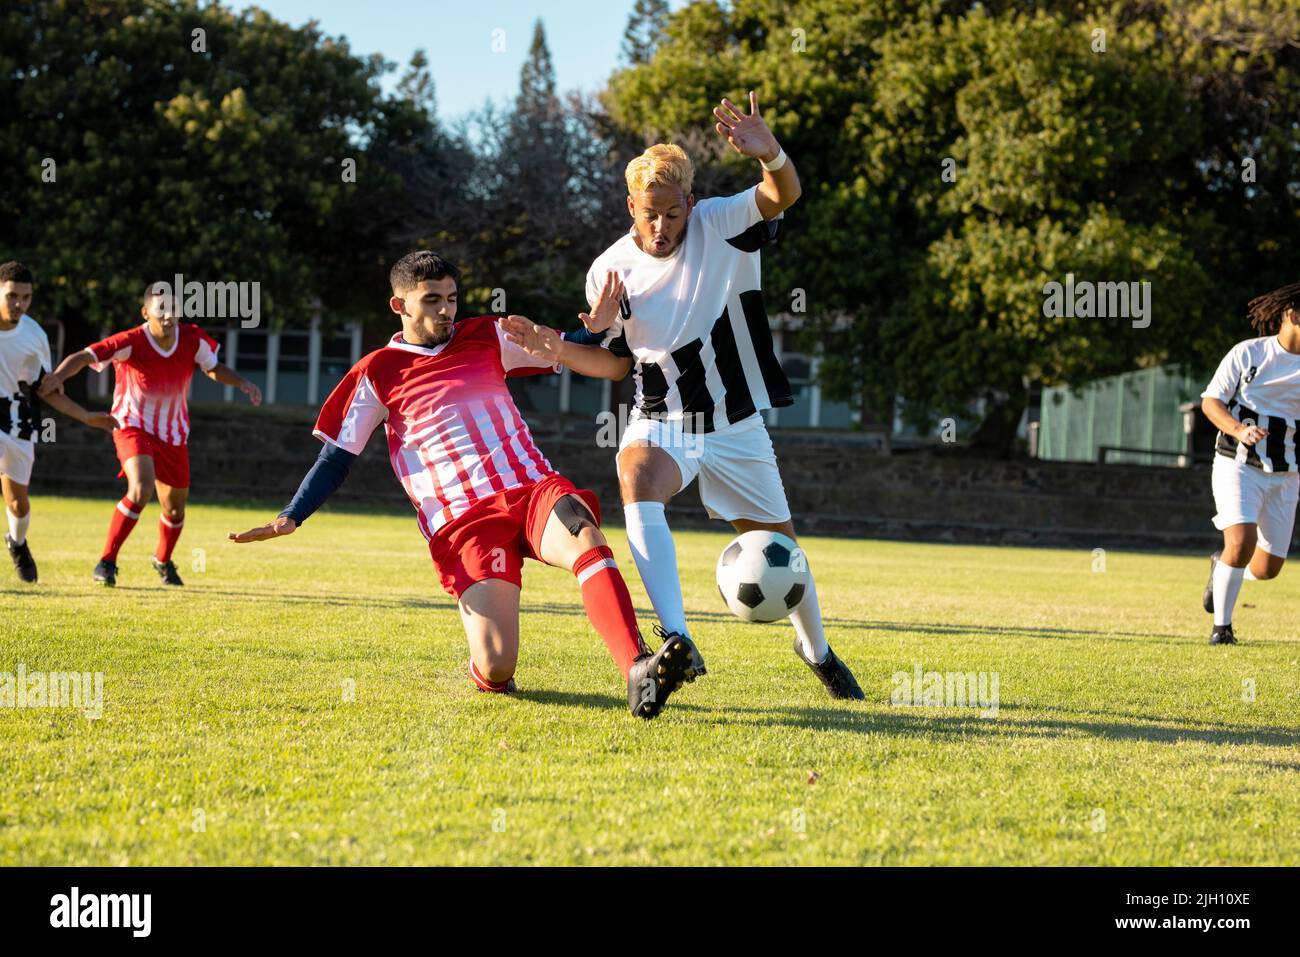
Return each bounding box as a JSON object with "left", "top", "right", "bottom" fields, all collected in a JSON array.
[
  {"left": 600, "top": 0, "right": 1300, "bottom": 453},
  {"left": 622, "top": 0, "right": 671, "bottom": 65},
  {"left": 0, "top": 0, "right": 432, "bottom": 395}
]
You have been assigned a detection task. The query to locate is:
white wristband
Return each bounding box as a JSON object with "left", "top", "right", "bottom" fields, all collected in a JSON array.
[{"left": 760, "top": 148, "right": 787, "bottom": 172}]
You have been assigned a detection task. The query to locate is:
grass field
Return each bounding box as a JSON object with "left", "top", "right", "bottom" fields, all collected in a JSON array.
[{"left": 2, "top": 495, "right": 1298, "bottom": 866}]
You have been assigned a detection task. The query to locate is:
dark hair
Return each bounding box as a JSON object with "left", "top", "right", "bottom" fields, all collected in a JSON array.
[
  {"left": 1247, "top": 283, "right": 1300, "bottom": 335},
  {"left": 389, "top": 250, "right": 461, "bottom": 297},
  {"left": 0, "top": 261, "right": 34, "bottom": 285},
  {"left": 142, "top": 280, "right": 168, "bottom": 304}
]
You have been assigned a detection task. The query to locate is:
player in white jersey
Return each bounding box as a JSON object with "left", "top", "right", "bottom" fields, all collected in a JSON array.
[
  {"left": 0, "top": 261, "right": 116, "bottom": 582},
  {"left": 1199, "top": 283, "right": 1300, "bottom": 644},
  {"left": 506, "top": 93, "right": 864, "bottom": 698}
]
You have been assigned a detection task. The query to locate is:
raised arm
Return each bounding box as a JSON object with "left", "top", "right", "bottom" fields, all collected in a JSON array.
[{"left": 713, "top": 91, "right": 801, "bottom": 220}]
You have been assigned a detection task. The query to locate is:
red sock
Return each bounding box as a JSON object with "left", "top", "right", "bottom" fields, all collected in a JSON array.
[
  {"left": 156, "top": 514, "right": 184, "bottom": 562},
  {"left": 573, "top": 545, "right": 646, "bottom": 678},
  {"left": 101, "top": 497, "right": 142, "bottom": 563},
  {"left": 469, "top": 660, "right": 512, "bottom": 693}
]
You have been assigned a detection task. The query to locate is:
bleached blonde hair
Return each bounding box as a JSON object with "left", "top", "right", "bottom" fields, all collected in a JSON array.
[{"left": 625, "top": 144, "right": 695, "bottom": 195}]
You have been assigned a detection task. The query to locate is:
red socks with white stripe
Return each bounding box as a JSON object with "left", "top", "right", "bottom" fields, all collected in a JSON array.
[
  {"left": 156, "top": 514, "right": 184, "bottom": 562},
  {"left": 101, "top": 496, "right": 142, "bottom": 563},
  {"left": 573, "top": 545, "right": 645, "bottom": 678},
  {"left": 469, "top": 660, "right": 513, "bottom": 693}
]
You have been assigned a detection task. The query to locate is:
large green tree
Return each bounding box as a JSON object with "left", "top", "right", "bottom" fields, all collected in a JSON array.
[
  {"left": 0, "top": 0, "right": 429, "bottom": 378},
  {"left": 602, "top": 0, "right": 1300, "bottom": 451}
]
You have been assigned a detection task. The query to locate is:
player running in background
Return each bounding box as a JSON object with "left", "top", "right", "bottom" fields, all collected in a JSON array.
[
  {"left": 227, "top": 251, "right": 703, "bottom": 719},
  {"left": 1199, "top": 283, "right": 1300, "bottom": 645},
  {"left": 510, "top": 92, "right": 864, "bottom": 700},
  {"left": 1, "top": 261, "right": 116, "bottom": 583},
  {"left": 39, "top": 281, "right": 262, "bottom": 587}
]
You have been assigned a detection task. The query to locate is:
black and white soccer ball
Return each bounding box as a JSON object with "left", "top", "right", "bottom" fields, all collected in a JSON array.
[{"left": 716, "top": 530, "right": 810, "bottom": 623}]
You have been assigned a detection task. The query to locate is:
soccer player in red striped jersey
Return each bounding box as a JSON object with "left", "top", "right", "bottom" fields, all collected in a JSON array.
[
  {"left": 228, "top": 251, "right": 703, "bottom": 719},
  {"left": 40, "top": 282, "right": 262, "bottom": 586}
]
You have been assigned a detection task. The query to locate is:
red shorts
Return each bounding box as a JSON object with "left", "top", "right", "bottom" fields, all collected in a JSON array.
[
  {"left": 113, "top": 426, "right": 191, "bottom": 488},
  {"left": 429, "top": 473, "right": 601, "bottom": 599}
]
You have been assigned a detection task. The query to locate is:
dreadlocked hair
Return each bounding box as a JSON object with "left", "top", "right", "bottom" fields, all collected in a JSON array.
[{"left": 1247, "top": 283, "right": 1300, "bottom": 335}]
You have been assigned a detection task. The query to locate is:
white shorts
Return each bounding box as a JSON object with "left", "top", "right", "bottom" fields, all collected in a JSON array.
[
  {"left": 0, "top": 432, "right": 35, "bottom": 486},
  {"left": 618, "top": 412, "right": 791, "bottom": 523},
  {"left": 1211, "top": 455, "right": 1300, "bottom": 558}
]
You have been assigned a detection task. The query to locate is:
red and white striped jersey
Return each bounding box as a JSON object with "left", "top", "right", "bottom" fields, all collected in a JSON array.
[
  {"left": 313, "top": 315, "right": 561, "bottom": 539},
  {"left": 86, "top": 323, "right": 221, "bottom": 446}
]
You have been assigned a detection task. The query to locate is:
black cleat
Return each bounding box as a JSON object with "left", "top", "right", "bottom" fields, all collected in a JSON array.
[
  {"left": 653, "top": 624, "right": 706, "bottom": 680},
  {"left": 1209, "top": 623, "right": 1237, "bottom": 645},
  {"left": 628, "top": 632, "right": 703, "bottom": 719},
  {"left": 1203, "top": 549, "right": 1220, "bottom": 614},
  {"left": 5, "top": 534, "right": 37, "bottom": 583},
  {"left": 794, "top": 637, "right": 865, "bottom": 700},
  {"left": 92, "top": 559, "right": 118, "bottom": 587},
  {"left": 152, "top": 557, "right": 184, "bottom": 586}
]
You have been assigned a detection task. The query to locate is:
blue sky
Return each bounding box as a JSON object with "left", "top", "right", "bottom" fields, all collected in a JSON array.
[{"left": 228, "top": 0, "right": 683, "bottom": 122}]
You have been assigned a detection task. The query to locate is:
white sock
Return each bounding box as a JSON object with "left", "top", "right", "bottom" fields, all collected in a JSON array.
[
  {"left": 1243, "top": 567, "right": 1260, "bottom": 581},
  {"left": 1212, "top": 563, "right": 1246, "bottom": 627},
  {"left": 7, "top": 508, "right": 29, "bottom": 546},
  {"left": 623, "top": 501, "right": 689, "bottom": 636},
  {"left": 791, "top": 574, "right": 830, "bottom": 663}
]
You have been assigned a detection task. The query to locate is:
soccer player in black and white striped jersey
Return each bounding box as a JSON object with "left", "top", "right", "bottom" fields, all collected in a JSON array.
[
  {"left": 506, "top": 93, "right": 864, "bottom": 699},
  {"left": 1199, "top": 283, "right": 1300, "bottom": 644}
]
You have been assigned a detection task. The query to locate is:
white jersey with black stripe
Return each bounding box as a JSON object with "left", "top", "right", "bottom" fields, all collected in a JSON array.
[
  {"left": 1202, "top": 336, "right": 1300, "bottom": 472},
  {"left": 586, "top": 185, "right": 792, "bottom": 432},
  {"left": 0, "top": 315, "right": 53, "bottom": 443}
]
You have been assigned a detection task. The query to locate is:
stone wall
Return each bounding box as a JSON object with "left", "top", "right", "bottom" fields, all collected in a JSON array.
[{"left": 30, "top": 402, "right": 1225, "bottom": 551}]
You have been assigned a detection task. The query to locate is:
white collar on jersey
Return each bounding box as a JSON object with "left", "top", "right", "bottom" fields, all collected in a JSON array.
[
  {"left": 0, "top": 313, "right": 32, "bottom": 336},
  {"left": 141, "top": 322, "right": 180, "bottom": 358},
  {"left": 385, "top": 328, "right": 452, "bottom": 356}
]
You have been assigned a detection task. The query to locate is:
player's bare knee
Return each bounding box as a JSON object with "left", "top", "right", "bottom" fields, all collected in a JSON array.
[
  {"left": 127, "top": 486, "right": 153, "bottom": 509},
  {"left": 618, "top": 464, "right": 669, "bottom": 504},
  {"left": 1255, "top": 561, "right": 1284, "bottom": 581}
]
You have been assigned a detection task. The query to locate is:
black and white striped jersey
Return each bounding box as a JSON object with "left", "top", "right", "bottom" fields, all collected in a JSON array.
[
  {"left": 585, "top": 185, "right": 792, "bottom": 433},
  {"left": 1203, "top": 336, "right": 1300, "bottom": 472},
  {"left": 0, "top": 315, "right": 52, "bottom": 443}
]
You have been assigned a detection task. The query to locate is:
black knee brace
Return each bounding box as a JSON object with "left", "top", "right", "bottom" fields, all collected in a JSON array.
[{"left": 553, "top": 495, "right": 597, "bottom": 536}]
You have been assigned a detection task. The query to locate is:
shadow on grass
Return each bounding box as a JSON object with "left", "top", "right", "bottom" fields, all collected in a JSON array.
[
  {"left": 165, "top": 587, "right": 1257, "bottom": 647},
  {"left": 659, "top": 701, "right": 1300, "bottom": 749},
  {"left": 512, "top": 688, "right": 625, "bottom": 711}
]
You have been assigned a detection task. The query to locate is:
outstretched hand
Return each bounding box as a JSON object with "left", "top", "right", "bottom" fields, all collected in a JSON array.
[
  {"left": 579, "top": 271, "right": 625, "bottom": 334},
  {"left": 713, "top": 91, "right": 780, "bottom": 162},
  {"left": 499, "top": 315, "right": 562, "bottom": 360},
  {"left": 228, "top": 515, "right": 297, "bottom": 544}
]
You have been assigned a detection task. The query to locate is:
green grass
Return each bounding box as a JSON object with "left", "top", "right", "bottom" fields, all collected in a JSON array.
[{"left": 2, "top": 495, "right": 1298, "bottom": 866}]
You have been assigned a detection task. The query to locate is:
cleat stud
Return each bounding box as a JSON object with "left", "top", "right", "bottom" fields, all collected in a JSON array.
[{"left": 657, "top": 665, "right": 665, "bottom": 675}]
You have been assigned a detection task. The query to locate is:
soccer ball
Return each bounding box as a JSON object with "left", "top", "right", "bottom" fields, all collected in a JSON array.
[{"left": 716, "top": 530, "right": 810, "bottom": 623}]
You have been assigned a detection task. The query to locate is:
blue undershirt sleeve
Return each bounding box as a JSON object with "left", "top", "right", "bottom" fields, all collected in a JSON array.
[
  {"left": 562, "top": 327, "right": 606, "bottom": 347},
  {"left": 279, "top": 443, "right": 357, "bottom": 525}
]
